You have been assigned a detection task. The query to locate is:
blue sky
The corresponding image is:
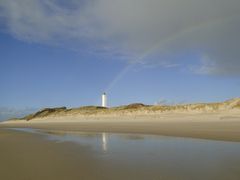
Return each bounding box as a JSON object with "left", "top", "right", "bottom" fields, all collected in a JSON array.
[{"left": 0, "top": 0, "right": 240, "bottom": 120}]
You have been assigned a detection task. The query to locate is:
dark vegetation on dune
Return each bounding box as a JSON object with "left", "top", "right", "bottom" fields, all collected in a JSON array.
[{"left": 23, "top": 107, "right": 67, "bottom": 121}]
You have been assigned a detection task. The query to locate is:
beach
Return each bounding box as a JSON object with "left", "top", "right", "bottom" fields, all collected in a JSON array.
[
  {"left": 1, "top": 106, "right": 240, "bottom": 179},
  {"left": 1, "top": 111, "right": 240, "bottom": 142}
]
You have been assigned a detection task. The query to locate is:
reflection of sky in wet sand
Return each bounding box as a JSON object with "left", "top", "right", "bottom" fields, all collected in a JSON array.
[{"left": 8, "top": 128, "right": 240, "bottom": 179}]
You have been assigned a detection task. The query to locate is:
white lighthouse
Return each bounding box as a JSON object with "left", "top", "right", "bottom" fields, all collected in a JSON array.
[{"left": 101, "top": 92, "right": 107, "bottom": 107}]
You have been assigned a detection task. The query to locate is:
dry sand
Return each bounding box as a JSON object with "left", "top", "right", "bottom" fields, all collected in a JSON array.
[{"left": 1, "top": 111, "right": 240, "bottom": 142}]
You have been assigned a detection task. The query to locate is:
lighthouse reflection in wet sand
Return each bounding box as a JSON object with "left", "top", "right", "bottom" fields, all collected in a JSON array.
[
  {"left": 102, "top": 93, "right": 107, "bottom": 107},
  {"left": 102, "top": 133, "right": 108, "bottom": 152}
]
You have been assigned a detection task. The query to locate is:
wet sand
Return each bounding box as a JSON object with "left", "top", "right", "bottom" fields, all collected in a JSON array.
[
  {"left": 0, "top": 129, "right": 105, "bottom": 180},
  {"left": 0, "top": 128, "right": 155, "bottom": 180},
  {"left": 1, "top": 128, "right": 240, "bottom": 180}
]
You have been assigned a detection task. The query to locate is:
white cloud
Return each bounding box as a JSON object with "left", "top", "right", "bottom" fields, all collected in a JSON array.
[{"left": 0, "top": 0, "right": 240, "bottom": 75}]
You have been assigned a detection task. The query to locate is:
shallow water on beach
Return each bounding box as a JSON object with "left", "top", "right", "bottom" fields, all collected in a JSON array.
[{"left": 10, "top": 128, "right": 240, "bottom": 180}]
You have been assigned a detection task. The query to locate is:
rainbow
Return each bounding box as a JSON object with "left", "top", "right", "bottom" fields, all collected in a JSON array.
[{"left": 103, "top": 14, "right": 238, "bottom": 93}]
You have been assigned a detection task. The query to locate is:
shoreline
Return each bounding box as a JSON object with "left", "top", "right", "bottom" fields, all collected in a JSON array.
[{"left": 1, "top": 112, "right": 240, "bottom": 142}]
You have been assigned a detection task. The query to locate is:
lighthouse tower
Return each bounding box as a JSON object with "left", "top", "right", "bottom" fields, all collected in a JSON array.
[{"left": 101, "top": 92, "right": 107, "bottom": 107}]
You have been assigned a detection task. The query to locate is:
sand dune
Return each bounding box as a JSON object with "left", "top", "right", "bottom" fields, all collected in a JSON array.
[{"left": 3, "top": 98, "right": 240, "bottom": 122}]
